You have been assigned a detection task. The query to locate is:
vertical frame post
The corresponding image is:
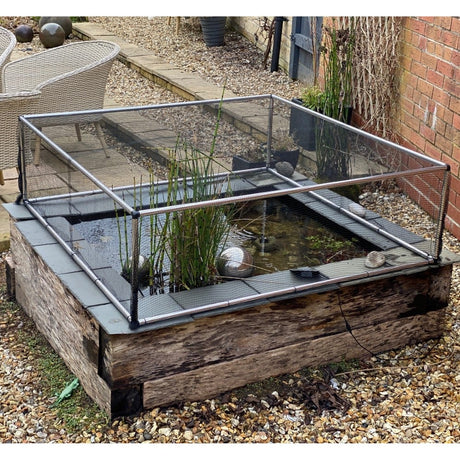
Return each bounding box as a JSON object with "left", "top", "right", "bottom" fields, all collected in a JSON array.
[
  {"left": 129, "top": 211, "right": 141, "bottom": 329},
  {"left": 16, "top": 122, "right": 28, "bottom": 204},
  {"left": 434, "top": 167, "right": 451, "bottom": 261},
  {"left": 266, "top": 95, "right": 274, "bottom": 167}
]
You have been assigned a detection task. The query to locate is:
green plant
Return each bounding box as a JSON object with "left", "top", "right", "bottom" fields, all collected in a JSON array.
[
  {"left": 164, "top": 140, "right": 234, "bottom": 292},
  {"left": 301, "top": 85, "right": 326, "bottom": 112},
  {"left": 300, "top": 19, "right": 355, "bottom": 123},
  {"left": 320, "top": 18, "right": 355, "bottom": 122},
  {"left": 313, "top": 20, "right": 356, "bottom": 182},
  {"left": 272, "top": 131, "right": 299, "bottom": 151},
  {"left": 114, "top": 90, "right": 237, "bottom": 294}
]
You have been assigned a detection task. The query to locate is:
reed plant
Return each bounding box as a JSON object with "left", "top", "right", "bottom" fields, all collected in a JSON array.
[
  {"left": 315, "top": 18, "right": 355, "bottom": 182},
  {"left": 320, "top": 18, "right": 355, "bottom": 122},
  {"left": 164, "top": 141, "right": 233, "bottom": 292},
  {"left": 115, "top": 92, "right": 236, "bottom": 293}
]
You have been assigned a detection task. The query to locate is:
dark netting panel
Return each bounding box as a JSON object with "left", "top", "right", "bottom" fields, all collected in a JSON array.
[{"left": 18, "top": 95, "right": 450, "bottom": 327}]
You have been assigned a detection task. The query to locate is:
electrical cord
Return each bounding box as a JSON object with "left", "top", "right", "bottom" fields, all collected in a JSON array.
[
  {"left": 337, "top": 291, "right": 376, "bottom": 358},
  {"left": 335, "top": 291, "right": 455, "bottom": 375}
]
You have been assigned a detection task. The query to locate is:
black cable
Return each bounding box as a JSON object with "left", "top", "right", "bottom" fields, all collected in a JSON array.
[
  {"left": 337, "top": 291, "right": 377, "bottom": 358},
  {"left": 336, "top": 291, "right": 445, "bottom": 366}
]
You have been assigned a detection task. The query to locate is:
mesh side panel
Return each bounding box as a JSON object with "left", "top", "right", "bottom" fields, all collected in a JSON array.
[{"left": 19, "top": 96, "right": 449, "bottom": 327}]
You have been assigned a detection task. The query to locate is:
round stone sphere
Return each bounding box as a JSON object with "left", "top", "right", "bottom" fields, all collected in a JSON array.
[
  {"left": 39, "top": 23, "right": 65, "bottom": 48},
  {"left": 14, "top": 25, "right": 34, "bottom": 43},
  {"left": 217, "top": 246, "right": 254, "bottom": 278},
  {"left": 38, "top": 16, "right": 72, "bottom": 37},
  {"left": 275, "top": 161, "right": 294, "bottom": 177}
]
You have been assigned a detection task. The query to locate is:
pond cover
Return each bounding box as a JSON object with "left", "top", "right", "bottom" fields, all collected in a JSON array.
[{"left": 72, "top": 195, "right": 370, "bottom": 296}]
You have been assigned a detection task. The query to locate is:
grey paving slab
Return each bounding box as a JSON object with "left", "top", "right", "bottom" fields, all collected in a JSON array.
[
  {"left": 137, "top": 295, "right": 189, "bottom": 321},
  {"left": 59, "top": 271, "right": 111, "bottom": 307},
  {"left": 87, "top": 300, "right": 193, "bottom": 335},
  {"left": 85, "top": 303, "right": 131, "bottom": 334},
  {"left": 2, "top": 203, "right": 34, "bottom": 221},
  {"left": 170, "top": 280, "right": 259, "bottom": 317},
  {"left": 346, "top": 222, "right": 399, "bottom": 249},
  {"left": 33, "top": 243, "right": 82, "bottom": 274},
  {"left": 318, "top": 258, "right": 370, "bottom": 280},
  {"left": 14, "top": 220, "right": 57, "bottom": 246},
  {"left": 94, "top": 267, "right": 131, "bottom": 302},
  {"left": 382, "top": 247, "right": 429, "bottom": 266},
  {"left": 244, "top": 171, "right": 285, "bottom": 188},
  {"left": 366, "top": 217, "right": 425, "bottom": 244},
  {"left": 242, "top": 269, "right": 329, "bottom": 295},
  {"left": 46, "top": 216, "right": 85, "bottom": 242},
  {"left": 75, "top": 241, "right": 113, "bottom": 271},
  {"left": 25, "top": 173, "right": 69, "bottom": 197}
]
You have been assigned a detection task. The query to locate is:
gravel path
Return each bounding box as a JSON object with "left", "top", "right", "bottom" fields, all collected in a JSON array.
[{"left": 0, "top": 17, "right": 459, "bottom": 444}]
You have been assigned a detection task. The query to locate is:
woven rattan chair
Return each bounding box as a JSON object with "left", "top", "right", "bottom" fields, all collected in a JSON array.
[
  {"left": 2, "top": 40, "right": 120, "bottom": 166},
  {"left": 0, "top": 91, "right": 40, "bottom": 185},
  {"left": 0, "top": 27, "right": 16, "bottom": 91}
]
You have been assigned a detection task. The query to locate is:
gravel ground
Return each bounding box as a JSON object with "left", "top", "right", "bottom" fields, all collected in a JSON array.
[{"left": 0, "top": 17, "right": 459, "bottom": 445}]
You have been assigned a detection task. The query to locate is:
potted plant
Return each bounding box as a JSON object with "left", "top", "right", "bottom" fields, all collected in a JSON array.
[
  {"left": 293, "top": 19, "right": 356, "bottom": 183},
  {"left": 289, "top": 85, "right": 325, "bottom": 151},
  {"left": 199, "top": 17, "right": 227, "bottom": 47},
  {"left": 290, "top": 18, "right": 355, "bottom": 155},
  {"left": 320, "top": 19, "right": 355, "bottom": 124}
]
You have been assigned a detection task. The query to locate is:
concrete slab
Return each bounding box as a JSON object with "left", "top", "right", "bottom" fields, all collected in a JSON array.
[
  {"left": 32, "top": 242, "right": 82, "bottom": 275},
  {"left": 13, "top": 220, "right": 56, "bottom": 246},
  {"left": 59, "top": 271, "right": 112, "bottom": 307}
]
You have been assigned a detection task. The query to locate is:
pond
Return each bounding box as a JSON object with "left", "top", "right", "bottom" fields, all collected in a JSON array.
[{"left": 72, "top": 195, "right": 370, "bottom": 295}]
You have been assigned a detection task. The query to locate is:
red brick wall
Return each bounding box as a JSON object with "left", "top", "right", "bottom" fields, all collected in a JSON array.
[{"left": 394, "top": 17, "right": 460, "bottom": 238}]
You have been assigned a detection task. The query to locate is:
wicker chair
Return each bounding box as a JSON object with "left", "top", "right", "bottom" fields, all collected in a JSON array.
[
  {"left": 1, "top": 40, "right": 120, "bottom": 166},
  {"left": 0, "top": 91, "right": 40, "bottom": 185},
  {"left": 0, "top": 27, "right": 16, "bottom": 91}
]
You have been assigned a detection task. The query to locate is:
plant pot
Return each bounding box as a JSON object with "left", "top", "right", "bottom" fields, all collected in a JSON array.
[
  {"left": 200, "top": 17, "right": 226, "bottom": 47},
  {"left": 273, "top": 148, "right": 300, "bottom": 167},
  {"left": 232, "top": 149, "right": 299, "bottom": 172},
  {"left": 289, "top": 98, "right": 317, "bottom": 151}
]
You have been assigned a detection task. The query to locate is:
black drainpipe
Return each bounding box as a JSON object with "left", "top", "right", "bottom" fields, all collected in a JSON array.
[{"left": 271, "top": 17, "right": 286, "bottom": 72}]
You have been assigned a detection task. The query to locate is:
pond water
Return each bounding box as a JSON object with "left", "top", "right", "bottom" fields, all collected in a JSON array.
[
  {"left": 228, "top": 197, "right": 368, "bottom": 276},
  {"left": 73, "top": 195, "right": 368, "bottom": 277}
]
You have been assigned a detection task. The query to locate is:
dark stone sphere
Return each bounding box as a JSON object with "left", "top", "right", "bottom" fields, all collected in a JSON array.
[
  {"left": 39, "top": 23, "right": 65, "bottom": 48},
  {"left": 275, "top": 161, "right": 294, "bottom": 177},
  {"left": 38, "top": 16, "right": 72, "bottom": 38},
  {"left": 14, "top": 25, "right": 34, "bottom": 43}
]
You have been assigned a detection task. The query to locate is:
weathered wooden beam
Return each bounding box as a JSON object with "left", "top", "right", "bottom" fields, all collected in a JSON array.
[
  {"left": 101, "top": 266, "right": 451, "bottom": 388},
  {"left": 10, "top": 223, "right": 112, "bottom": 414},
  {"left": 9, "top": 213, "right": 454, "bottom": 416},
  {"left": 143, "top": 308, "right": 446, "bottom": 408}
]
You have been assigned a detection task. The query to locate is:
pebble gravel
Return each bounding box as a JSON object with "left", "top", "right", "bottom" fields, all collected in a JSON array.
[{"left": 0, "top": 17, "right": 459, "bottom": 446}]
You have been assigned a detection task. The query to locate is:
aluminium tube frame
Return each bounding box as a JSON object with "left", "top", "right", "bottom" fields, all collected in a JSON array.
[
  {"left": 137, "top": 259, "right": 433, "bottom": 327},
  {"left": 17, "top": 94, "right": 451, "bottom": 329}
]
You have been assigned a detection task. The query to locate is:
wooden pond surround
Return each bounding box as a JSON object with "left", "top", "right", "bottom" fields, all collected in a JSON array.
[{"left": 4, "top": 199, "right": 459, "bottom": 417}]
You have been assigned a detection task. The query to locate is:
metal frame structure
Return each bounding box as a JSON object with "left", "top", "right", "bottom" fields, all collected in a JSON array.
[{"left": 18, "top": 95, "right": 451, "bottom": 330}]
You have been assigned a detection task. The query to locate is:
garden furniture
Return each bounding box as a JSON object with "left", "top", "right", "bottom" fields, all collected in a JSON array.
[
  {"left": 1, "top": 40, "right": 120, "bottom": 166},
  {"left": 0, "top": 26, "right": 16, "bottom": 90}
]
